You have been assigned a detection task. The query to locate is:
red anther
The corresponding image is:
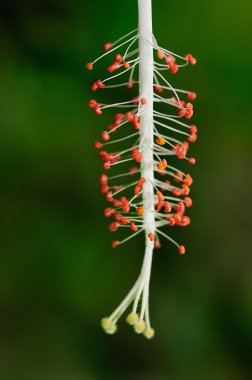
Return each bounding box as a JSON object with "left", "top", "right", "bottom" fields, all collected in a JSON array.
[
  {"left": 172, "top": 188, "right": 182, "bottom": 196},
  {"left": 103, "top": 162, "right": 111, "bottom": 170},
  {"left": 185, "top": 109, "right": 194, "bottom": 119},
  {"left": 185, "top": 54, "right": 197, "bottom": 65},
  {"left": 156, "top": 200, "right": 164, "bottom": 211},
  {"left": 175, "top": 201, "right": 185, "bottom": 215},
  {"left": 100, "top": 185, "right": 109, "bottom": 193},
  {"left": 137, "top": 206, "right": 144, "bottom": 216},
  {"left": 188, "top": 157, "right": 196, "bottom": 165},
  {"left": 91, "top": 82, "right": 98, "bottom": 91},
  {"left": 108, "top": 123, "right": 116, "bottom": 132},
  {"left": 109, "top": 222, "right": 119, "bottom": 232},
  {"left": 184, "top": 197, "right": 192, "bottom": 208},
  {"left": 122, "top": 205, "right": 130, "bottom": 213},
  {"left": 179, "top": 216, "right": 191, "bottom": 227},
  {"left": 188, "top": 133, "right": 197, "bottom": 142},
  {"left": 183, "top": 174, "right": 193, "bottom": 186},
  {"left": 176, "top": 100, "right": 185, "bottom": 110},
  {"left": 154, "top": 84, "right": 164, "bottom": 93},
  {"left": 157, "top": 50, "right": 164, "bottom": 60},
  {"left": 112, "top": 199, "right": 123, "bottom": 207},
  {"left": 96, "top": 79, "right": 105, "bottom": 89},
  {"left": 156, "top": 137, "right": 166, "bottom": 145},
  {"left": 93, "top": 141, "right": 103, "bottom": 149},
  {"left": 103, "top": 42, "right": 112, "bottom": 51},
  {"left": 174, "top": 171, "right": 183, "bottom": 182},
  {"left": 170, "top": 62, "right": 179, "bottom": 74},
  {"left": 114, "top": 213, "right": 122, "bottom": 221},
  {"left": 186, "top": 102, "right": 193, "bottom": 110},
  {"left": 94, "top": 104, "right": 102, "bottom": 115},
  {"left": 130, "top": 222, "right": 138, "bottom": 232},
  {"left": 132, "top": 114, "right": 139, "bottom": 123},
  {"left": 165, "top": 180, "right": 171, "bottom": 186},
  {"left": 132, "top": 96, "right": 139, "bottom": 105},
  {"left": 129, "top": 166, "right": 138, "bottom": 176},
  {"left": 134, "top": 122, "right": 141, "bottom": 130},
  {"left": 148, "top": 232, "right": 155, "bottom": 241},
  {"left": 182, "top": 141, "right": 189, "bottom": 150},
  {"left": 124, "top": 61, "right": 130, "bottom": 69},
  {"left": 157, "top": 159, "right": 167, "bottom": 170},
  {"left": 115, "top": 53, "right": 123, "bottom": 63},
  {"left": 167, "top": 217, "right": 176, "bottom": 226},
  {"left": 99, "top": 174, "right": 108, "bottom": 185},
  {"left": 134, "top": 185, "right": 141, "bottom": 195},
  {"left": 154, "top": 240, "right": 161, "bottom": 249},
  {"left": 187, "top": 92, "right": 197, "bottom": 100},
  {"left": 86, "top": 62, "right": 93, "bottom": 70},
  {"left": 121, "top": 217, "right": 130, "bottom": 225},
  {"left": 126, "top": 111, "right": 133, "bottom": 121},
  {"left": 182, "top": 184, "right": 190, "bottom": 196},
  {"left": 88, "top": 99, "right": 97, "bottom": 108},
  {"left": 107, "top": 62, "right": 120, "bottom": 73},
  {"left": 137, "top": 178, "right": 146, "bottom": 187},
  {"left": 126, "top": 78, "right": 135, "bottom": 89},
  {"left": 156, "top": 191, "right": 164, "bottom": 202},
  {"left": 164, "top": 201, "right": 172, "bottom": 213},
  {"left": 166, "top": 54, "right": 175, "bottom": 64},
  {"left": 173, "top": 213, "right": 182, "bottom": 223},
  {"left": 190, "top": 125, "right": 198, "bottom": 133},
  {"left": 106, "top": 191, "right": 114, "bottom": 202},
  {"left": 114, "top": 113, "right": 124, "bottom": 121},
  {"left": 112, "top": 240, "right": 120, "bottom": 248},
  {"left": 131, "top": 149, "right": 142, "bottom": 163},
  {"left": 140, "top": 98, "right": 147, "bottom": 105},
  {"left": 101, "top": 131, "right": 110, "bottom": 141},
  {"left": 178, "top": 109, "right": 187, "bottom": 117},
  {"left": 104, "top": 208, "right": 115, "bottom": 217},
  {"left": 99, "top": 150, "right": 108, "bottom": 159},
  {"left": 120, "top": 196, "right": 129, "bottom": 205},
  {"left": 178, "top": 245, "right": 186, "bottom": 255}
]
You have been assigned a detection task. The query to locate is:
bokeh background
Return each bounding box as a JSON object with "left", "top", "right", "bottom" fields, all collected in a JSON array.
[{"left": 0, "top": 0, "right": 251, "bottom": 379}]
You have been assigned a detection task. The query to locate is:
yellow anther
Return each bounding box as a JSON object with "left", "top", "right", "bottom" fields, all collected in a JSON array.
[
  {"left": 143, "top": 328, "right": 155, "bottom": 339},
  {"left": 134, "top": 320, "right": 146, "bottom": 334},
  {"left": 126, "top": 312, "right": 139, "bottom": 325},
  {"left": 157, "top": 50, "right": 164, "bottom": 60}
]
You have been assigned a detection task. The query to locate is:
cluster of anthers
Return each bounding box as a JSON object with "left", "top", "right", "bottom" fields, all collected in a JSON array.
[{"left": 86, "top": 13, "right": 197, "bottom": 339}]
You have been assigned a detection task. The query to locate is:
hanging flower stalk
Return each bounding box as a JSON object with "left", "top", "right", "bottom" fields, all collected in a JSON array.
[{"left": 86, "top": 0, "right": 197, "bottom": 339}]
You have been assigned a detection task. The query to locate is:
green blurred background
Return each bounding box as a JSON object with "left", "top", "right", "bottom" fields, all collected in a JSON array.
[{"left": 0, "top": 0, "right": 251, "bottom": 379}]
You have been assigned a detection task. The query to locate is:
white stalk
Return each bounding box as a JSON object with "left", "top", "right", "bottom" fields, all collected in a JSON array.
[{"left": 138, "top": 0, "right": 155, "bottom": 320}]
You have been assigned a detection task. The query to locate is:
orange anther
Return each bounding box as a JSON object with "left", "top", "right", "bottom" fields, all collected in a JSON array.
[
  {"left": 172, "top": 188, "right": 182, "bottom": 197},
  {"left": 179, "top": 216, "right": 191, "bottom": 227},
  {"left": 182, "top": 184, "right": 190, "bottom": 195},
  {"left": 175, "top": 202, "right": 185, "bottom": 215},
  {"left": 188, "top": 157, "right": 196, "bottom": 165},
  {"left": 157, "top": 159, "right": 167, "bottom": 170},
  {"left": 174, "top": 172, "right": 183, "bottom": 182},
  {"left": 148, "top": 232, "right": 155, "bottom": 241},
  {"left": 184, "top": 197, "right": 192, "bottom": 207},
  {"left": 140, "top": 98, "right": 147, "bottom": 105},
  {"left": 156, "top": 191, "right": 164, "bottom": 202},
  {"left": 178, "top": 245, "right": 186, "bottom": 255},
  {"left": 86, "top": 62, "right": 93, "bottom": 70},
  {"left": 122, "top": 205, "right": 130, "bottom": 213},
  {"left": 164, "top": 201, "right": 171, "bottom": 213},
  {"left": 156, "top": 137, "right": 166, "bottom": 145},
  {"left": 188, "top": 133, "right": 197, "bottom": 142},
  {"left": 167, "top": 217, "right": 176, "bottom": 226},
  {"left": 134, "top": 185, "right": 141, "bottom": 195},
  {"left": 112, "top": 240, "right": 120, "bottom": 248},
  {"left": 190, "top": 125, "right": 198, "bottom": 134},
  {"left": 114, "top": 213, "right": 122, "bottom": 221},
  {"left": 156, "top": 200, "right": 164, "bottom": 211},
  {"left": 157, "top": 50, "right": 164, "bottom": 60},
  {"left": 173, "top": 213, "right": 182, "bottom": 223},
  {"left": 137, "top": 206, "right": 144, "bottom": 216},
  {"left": 130, "top": 222, "right": 138, "bottom": 232},
  {"left": 183, "top": 174, "right": 193, "bottom": 186},
  {"left": 137, "top": 178, "right": 146, "bottom": 187}
]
